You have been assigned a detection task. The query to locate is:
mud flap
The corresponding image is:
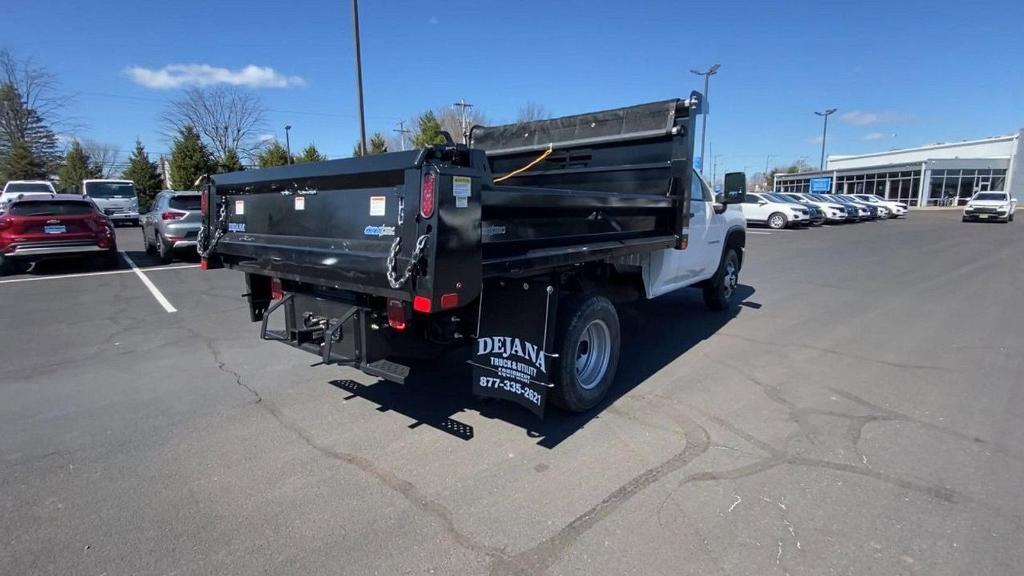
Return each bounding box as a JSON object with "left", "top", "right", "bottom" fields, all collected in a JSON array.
[{"left": 469, "top": 280, "right": 557, "bottom": 418}]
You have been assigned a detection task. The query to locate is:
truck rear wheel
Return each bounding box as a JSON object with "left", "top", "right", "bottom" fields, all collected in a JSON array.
[
  {"left": 703, "top": 248, "right": 740, "bottom": 311},
  {"left": 550, "top": 295, "right": 621, "bottom": 412}
]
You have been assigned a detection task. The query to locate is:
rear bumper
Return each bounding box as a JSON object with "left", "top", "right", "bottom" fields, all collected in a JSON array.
[
  {"left": 171, "top": 240, "right": 197, "bottom": 249},
  {"left": 963, "top": 211, "right": 1008, "bottom": 220},
  {"left": 108, "top": 212, "right": 139, "bottom": 221},
  {"left": 6, "top": 243, "right": 107, "bottom": 258}
]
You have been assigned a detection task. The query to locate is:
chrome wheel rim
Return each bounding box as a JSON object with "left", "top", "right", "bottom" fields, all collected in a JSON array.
[
  {"left": 769, "top": 215, "right": 785, "bottom": 228},
  {"left": 722, "top": 258, "right": 738, "bottom": 300},
  {"left": 576, "top": 319, "right": 611, "bottom": 391}
]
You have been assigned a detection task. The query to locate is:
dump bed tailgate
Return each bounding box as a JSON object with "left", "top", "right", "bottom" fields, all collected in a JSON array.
[{"left": 210, "top": 152, "right": 422, "bottom": 298}]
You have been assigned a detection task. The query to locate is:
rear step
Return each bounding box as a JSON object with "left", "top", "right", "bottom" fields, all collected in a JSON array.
[{"left": 363, "top": 360, "right": 410, "bottom": 384}]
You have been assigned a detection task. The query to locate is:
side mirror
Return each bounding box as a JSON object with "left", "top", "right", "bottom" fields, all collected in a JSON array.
[{"left": 721, "top": 172, "right": 746, "bottom": 204}]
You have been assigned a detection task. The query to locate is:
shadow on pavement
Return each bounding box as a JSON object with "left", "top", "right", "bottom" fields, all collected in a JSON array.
[{"left": 327, "top": 285, "right": 756, "bottom": 448}]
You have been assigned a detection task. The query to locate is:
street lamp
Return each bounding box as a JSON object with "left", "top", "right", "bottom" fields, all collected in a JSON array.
[
  {"left": 284, "top": 125, "right": 292, "bottom": 163},
  {"left": 351, "top": 0, "right": 368, "bottom": 157},
  {"left": 690, "top": 64, "right": 720, "bottom": 176},
  {"left": 814, "top": 108, "right": 837, "bottom": 170}
]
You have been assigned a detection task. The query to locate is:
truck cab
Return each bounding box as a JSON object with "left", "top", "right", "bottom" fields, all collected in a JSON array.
[{"left": 82, "top": 179, "right": 140, "bottom": 226}]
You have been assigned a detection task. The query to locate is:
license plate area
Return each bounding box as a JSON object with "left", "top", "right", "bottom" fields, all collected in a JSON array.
[{"left": 44, "top": 225, "right": 66, "bottom": 234}]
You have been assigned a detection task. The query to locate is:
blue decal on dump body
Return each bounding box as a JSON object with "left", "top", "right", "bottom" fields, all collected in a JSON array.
[{"left": 363, "top": 225, "right": 396, "bottom": 237}]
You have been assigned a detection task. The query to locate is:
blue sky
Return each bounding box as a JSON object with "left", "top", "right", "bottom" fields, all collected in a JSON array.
[{"left": 5, "top": 0, "right": 1023, "bottom": 178}]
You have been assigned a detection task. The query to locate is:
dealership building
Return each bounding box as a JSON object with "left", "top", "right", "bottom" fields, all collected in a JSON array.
[{"left": 774, "top": 130, "right": 1024, "bottom": 207}]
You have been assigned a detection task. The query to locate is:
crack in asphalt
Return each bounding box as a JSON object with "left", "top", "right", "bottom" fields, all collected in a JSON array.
[{"left": 487, "top": 418, "right": 711, "bottom": 576}]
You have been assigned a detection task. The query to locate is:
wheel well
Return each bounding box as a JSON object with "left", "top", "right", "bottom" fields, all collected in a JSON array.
[{"left": 725, "top": 228, "right": 746, "bottom": 268}]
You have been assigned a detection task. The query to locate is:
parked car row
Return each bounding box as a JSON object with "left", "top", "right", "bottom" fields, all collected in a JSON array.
[
  {"left": 741, "top": 192, "right": 908, "bottom": 229},
  {"left": 0, "top": 181, "right": 204, "bottom": 275}
]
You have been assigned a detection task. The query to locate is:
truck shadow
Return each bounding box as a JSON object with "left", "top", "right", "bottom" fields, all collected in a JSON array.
[{"left": 328, "top": 284, "right": 755, "bottom": 448}]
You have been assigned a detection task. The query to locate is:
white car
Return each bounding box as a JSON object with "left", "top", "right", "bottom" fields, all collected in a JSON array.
[
  {"left": 0, "top": 180, "right": 56, "bottom": 211},
  {"left": 852, "top": 194, "right": 907, "bottom": 218},
  {"left": 962, "top": 192, "right": 1017, "bottom": 223},
  {"left": 783, "top": 193, "right": 848, "bottom": 223},
  {"left": 741, "top": 192, "right": 809, "bottom": 229}
]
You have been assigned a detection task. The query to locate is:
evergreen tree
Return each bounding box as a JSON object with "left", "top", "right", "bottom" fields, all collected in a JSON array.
[
  {"left": 369, "top": 132, "right": 388, "bottom": 154},
  {"left": 57, "top": 141, "right": 101, "bottom": 192},
  {"left": 412, "top": 111, "right": 446, "bottom": 148},
  {"left": 122, "top": 139, "right": 161, "bottom": 209},
  {"left": 256, "top": 142, "right": 291, "bottom": 167},
  {"left": 296, "top": 143, "right": 327, "bottom": 163},
  {"left": 218, "top": 147, "right": 244, "bottom": 173},
  {"left": 169, "top": 125, "right": 214, "bottom": 190},
  {"left": 0, "top": 138, "right": 46, "bottom": 183}
]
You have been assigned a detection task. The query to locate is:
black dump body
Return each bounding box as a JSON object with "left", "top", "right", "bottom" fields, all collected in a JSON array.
[
  {"left": 206, "top": 95, "right": 698, "bottom": 302},
  {"left": 202, "top": 95, "right": 699, "bottom": 382}
]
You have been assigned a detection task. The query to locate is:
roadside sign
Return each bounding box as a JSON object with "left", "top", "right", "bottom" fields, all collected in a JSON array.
[{"left": 810, "top": 177, "right": 832, "bottom": 193}]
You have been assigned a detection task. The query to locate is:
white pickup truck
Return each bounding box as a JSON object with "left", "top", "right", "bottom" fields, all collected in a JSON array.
[
  {"left": 962, "top": 192, "right": 1017, "bottom": 223},
  {"left": 0, "top": 180, "right": 57, "bottom": 211}
]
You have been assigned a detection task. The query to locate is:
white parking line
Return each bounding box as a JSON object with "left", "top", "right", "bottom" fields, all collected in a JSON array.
[
  {"left": 0, "top": 264, "right": 198, "bottom": 285},
  {"left": 748, "top": 231, "right": 773, "bottom": 235},
  {"left": 120, "top": 252, "right": 178, "bottom": 313}
]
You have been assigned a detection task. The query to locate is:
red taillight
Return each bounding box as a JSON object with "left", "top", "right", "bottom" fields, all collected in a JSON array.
[
  {"left": 413, "top": 295, "right": 432, "bottom": 314},
  {"left": 162, "top": 210, "right": 186, "bottom": 220},
  {"left": 200, "top": 190, "right": 208, "bottom": 214},
  {"left": 420, "top": 171, "right": 436, "bottom": 219},
  {"left": 440, "top": 292, "right": 459, "bottom": 310},
  {"left": 270, "top": 277, "right": 284, "bottom": 300},
  {"left": 387, "top": 299, "right": 407, "bottom": 330}
]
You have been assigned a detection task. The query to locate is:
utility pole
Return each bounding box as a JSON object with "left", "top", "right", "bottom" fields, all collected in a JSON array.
[
  {"left": 351, "top": 0, "right": 368, "bottom": 156},
  {"left": 393, "top": 120, "right": 410, "bottom": 151},
  {"left": 763, "top": 154, "right": 775, "bottom": 190},
  {"left": 453, "top": 98, "right": 474, "bottom": 144},
  {"left": 814, "top": 108, "right": 837, "bottom": 170},
  {"left": 690, "top": 64, "right": 720, "bottom": 176},
  {"left": 712, "top": 154, "right": 722, "bottom": 189}
]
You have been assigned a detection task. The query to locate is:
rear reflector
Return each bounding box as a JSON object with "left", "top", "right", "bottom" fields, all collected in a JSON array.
[
  {"left": 201, "top": 258, "right": 209, "bottom": 270},
  {"left": 200, "top": 189, "right": 208, "bottom": 214},
  {"left": 387, "top": 299, "right": 407, "bottom": 330},
  {"left": 413, "top": 295, "right": 432, "bottom": 314},
  {"left": 270, "top": 277, "right": 284, "bottom": 300},
  {"left": 420, "top": 171, "right": 436, "bottom": 219},
  {"left": 440, "top": 292, "right": 459, "bottom": 309}
]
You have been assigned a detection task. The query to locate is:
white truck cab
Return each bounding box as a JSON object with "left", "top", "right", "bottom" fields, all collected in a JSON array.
[
  {"left": 645, "top": 170, "right": 747, "bottom": 301},
  {"left": 82, "top": 179, "right": 140, "bottom": 226}
]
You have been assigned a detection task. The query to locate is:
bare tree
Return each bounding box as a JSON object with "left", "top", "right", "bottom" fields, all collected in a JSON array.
[
  {"left": 81, "top": 139, "right": 121, "bottom": 178},
  {"left": 162, "top": 86, "right": 267, "bottom": 161},
  {"left": 0, "top": 49, "right": 73, "bottom": 172},
  {"left": 437, "top": 106, "right": 486, "bottom": 143},
  {"left": 516, "top": 102, "right": 549, "bottom": 123}
]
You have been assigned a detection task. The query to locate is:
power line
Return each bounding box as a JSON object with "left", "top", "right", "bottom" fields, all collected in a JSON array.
[
  {"left": 393, "top": 120, "right": 411, "bottom": 151},
  {"left": 453, "top": 98, "right": 473, "bottom": 144}
]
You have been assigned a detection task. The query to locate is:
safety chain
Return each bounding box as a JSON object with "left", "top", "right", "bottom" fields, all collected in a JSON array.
[
  {"left": 386, "top": 233, "right": 430, "bottom": 289},
  {"left": 197, "top": 200, "right": 227, "bottom": 259}
]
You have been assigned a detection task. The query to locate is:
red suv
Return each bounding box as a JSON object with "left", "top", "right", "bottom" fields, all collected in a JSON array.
[{"left": 0, "top": 194, "right": 118, "bottom": 275}]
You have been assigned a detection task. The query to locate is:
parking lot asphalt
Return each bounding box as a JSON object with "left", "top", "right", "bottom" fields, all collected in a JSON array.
[{"left": 2, "top": 213, "right": 1023, "bottom": 575}]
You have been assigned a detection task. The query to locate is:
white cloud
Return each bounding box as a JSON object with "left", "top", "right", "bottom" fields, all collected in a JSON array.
[
  {"left": 862, "top": 132, "right": 886, "bottom": 141},
  {"left": 257, "top": 133, "right": 277, "bottom": 143},
  {"left": 124, "top": 64, "right": 306, "bottom": 89},
  {"left": 841, "top": 111, "right": 880, "bottom": 125}
]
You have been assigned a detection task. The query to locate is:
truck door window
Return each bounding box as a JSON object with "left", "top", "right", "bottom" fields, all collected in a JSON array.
[{"left": 690, "top": 172, "right": 712, "bottom": 202}]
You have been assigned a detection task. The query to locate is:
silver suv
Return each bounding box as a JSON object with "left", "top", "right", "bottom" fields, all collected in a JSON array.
[{"left": 141, "top": 190, "right": 201, "bottom": 263}]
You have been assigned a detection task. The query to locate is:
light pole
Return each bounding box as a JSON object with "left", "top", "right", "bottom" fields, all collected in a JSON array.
[
  {"left": 284, "top": 125, "right": 292, "bottom": 163},
  {"left": 690, "top": 64, "right": 720, "bottom": 175},
  {"left": 351, "top": 0, "right": 368, "bottom": 156},
  {"left": 764, "top": 154, "right": 775, "bottom": 191},
  {"left": 814, "top": 108, "right": 837, "bottom": 170}
]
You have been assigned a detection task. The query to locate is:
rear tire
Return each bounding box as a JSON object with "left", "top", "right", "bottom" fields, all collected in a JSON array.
[
  {"left": 157, "top": 235, "right": 174, "bottom": 264},
  {"left": 144, "top": 230, "right": 156, "bottom": 255},
  {"left": 767, "top": 212, "right": 787, "bottom": 230},
  {"left": 703, "top": 248, "right": 740, "bottom": 311},
  {"left": 550, "top": 295, "right": 621, "bottom": 413}
]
